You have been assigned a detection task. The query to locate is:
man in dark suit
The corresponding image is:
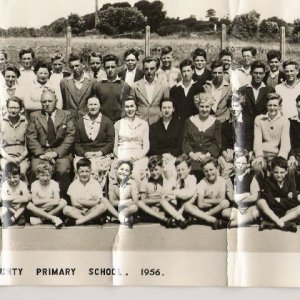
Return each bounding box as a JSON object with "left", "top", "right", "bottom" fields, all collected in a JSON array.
[
  {"left": 27, "top": 88, "right": 75, "bottom": 197},
  {"left": 238, "top": 60, "right": 274, "bottom": 123},
  {"left": 263, "top": 50, "right": 285, "bottom": 89},
  {"left": 118, "top": 48, "right": 144, "bottom": 87},
  {"left": 130, "top": 56, "right": 169, "bottom": 125},
  {"left": 60, "top": 53, "right": 94, "bottom": 121}
]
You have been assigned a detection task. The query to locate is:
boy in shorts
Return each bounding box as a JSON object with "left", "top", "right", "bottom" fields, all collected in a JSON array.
[
  {"left": 222, "top": 150, "right": 261, "bottom": 228},
  {"left": 27, "top": 161, "right": 66, "bottom": 228},
  {"left": 63, "top": 158, "right": 110, "bottom": 226},
  {"left": 1, "top": 162, "right": 30, "bottom": 228},
  {"left": 161, "top": 154, "right": 197, "bottom": 229},
  {"left": 185, "top": 158, "right": 230, "bottom": 229},
  {"left": 108, "top": 160, "right": 139, "bottom": 228},
  {"left": 257, "top": 156, "right": 300, "bottom": 232},
  {"left": 138, "top": 156, "right": 169, "bottom": 225}
]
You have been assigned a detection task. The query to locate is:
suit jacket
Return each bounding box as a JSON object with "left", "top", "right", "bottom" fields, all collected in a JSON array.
[
  {"left": 263, "top": 70, "right": 286, "bottom": 86},
  {"left": 26, "top": 109, "right": 75, "bottom": 158},
  {"left": 203, "top": 80, "right": 232, "bottom": 123},
  {"left": 74, "top": 114, "right": 114, "bottom": 156},
  {"left": 130, "top": 78, "right": 169, "bottom": 125},
  {"left": 60, "top": 76, "right": 94, "bottom": 121},
  {"left": 118, "top": 68, "right": 144, "bottom": 83},
  {"left": 238, "top": 84, "right": 274, "bottom": 122}
]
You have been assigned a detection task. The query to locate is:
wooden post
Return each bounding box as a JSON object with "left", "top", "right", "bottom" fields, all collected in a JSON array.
[
  {"left": 66, "top": 26, "right": 72, "bottom": 62},
  {"left": 221, "top": 24, "right": 226, "bottom": 50},
  {"left": 280, "top": 26, "right": 286, "bottom": 60},
  {"left": 95, "top": 0, "right": 99, "bottom": 29},
  {"left": 145, "top": 25, "right": 150, "bottom": 56}
]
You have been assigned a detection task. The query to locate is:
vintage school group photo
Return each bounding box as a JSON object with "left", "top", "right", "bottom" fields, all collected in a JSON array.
[{"left": 1, "top": 42, "right": 300, "bottom": 233}]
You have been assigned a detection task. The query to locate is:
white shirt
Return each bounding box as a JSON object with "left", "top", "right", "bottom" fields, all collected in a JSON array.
[
  {"left": 235, "top": 66, "right": 252, "bottom": 88},
  {"left": 125, "top": 68, "right": 136, "bottom": 87},
  {"left": 18, "top": 67, "right": 36, "bottom": 86},
  {"left": 82, "top": 113, "right": 102, "bottom": 141},
  {"left": 144, "top": 77, "right": 156, "bottom": 104},
  {"left": 275, "top": 80, "right": 300, "bottom": 119},
  {"left": 247, "top": 82, "right": 266, "bottom": 101},
  {"left": 71, "top": 72, "right": 90, "bottom": 90}
]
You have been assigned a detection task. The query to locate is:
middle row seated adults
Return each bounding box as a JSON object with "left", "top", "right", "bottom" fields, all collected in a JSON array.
[
  {"left": 74, "top": 96, "right": 114, "bottom": 188},
  {"left": 26, "top": 88, "right": 75, "bottom": 197},
  {"left": 182, "top": 93, "right": 222, "bottom": 181}
]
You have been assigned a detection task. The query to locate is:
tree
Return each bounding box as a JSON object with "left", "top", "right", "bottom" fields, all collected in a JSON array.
[
  {"left": 292, "top": 19, "right": 300, "bottom": 42},
  {"left": 51, "top": 17, "right": 67, "bottom": 34},
  {"left": 100, "top": 2, "right": 131, "bottom": 11},
  {"left": 231, "top": 10, "right": 260, "bottom": 38},
  {"left": 259, "top": 16, "right": 288, "bottom": 36},
  {"left": 134, "top": 0, "right": 166, "bottom": 32},
  {"left": 68, "top": 13, "right": 85, "bottom": 35},
  {"left": 96, "top": 7, "right": 145, "bottom": 35},
  {"left": 206, "top": 9, "right": 216, "bottom": 19}
]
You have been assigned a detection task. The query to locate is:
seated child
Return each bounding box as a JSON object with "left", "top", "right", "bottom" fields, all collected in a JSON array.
[
  {"left": 161, "top": 154, "right": 197, "bottom": 229},
  {"left": 185, "top": 158, "right": 230, "bottom": 229},
  {"left": 27, "top": 161, "right": 66, "bottom": 228},
  {"left": 63, "top": 158, "right": 113, "bottom": 226},
  {"left": 257, "top": 156, "right": 300, "bottom": 232},
  {"left": 108, "top": 160, "right": 139, "bottom": 228},
  {"left": 138, "top": 156, "right": 169, "bottom": 225},
  {"left": 1, "top": 162, "right": 30, "bottom": 228},
  {"left": 222, "top": 149, "right": 260, "bottom": 228}
]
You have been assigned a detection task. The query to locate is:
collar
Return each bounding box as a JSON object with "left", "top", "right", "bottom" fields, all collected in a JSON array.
[
  {"left": 176, "top": 79, "right": 196, "bottom": 88},
  {"left": 70, "top": 72, "right": 89, "bottom": 82},
  {"left": 144, "top": 76, "right": 157, "bottom": 85},
  {"left": 34, "top": 80, "right": 50, "bottom": 88},
  {"left": 263, "top": 111, "right": 281, "bottom": 122},
  {"left": 236, "top": 168, "right": 250, "bottom": 181},
  {"left": 20, "top": 66, "right": 34, "bottom": 72},
  {"left": 290, "top": 115, "right": 300, "bottom": 122},
  {"left": 113, "top": 177, "right": 131, "bottom": 188},
  {"left": 148, "top": 176, "right": 163, "bottom": 186},
  {"left": 83, "top": 112, "right": 102, "bottom": 123},
  {"left": 206, "top": 79, "right": 230, "bottom": 88},
  {"left": 2, "top": 114, "right": 26, "bottom": 126},
  {"left": 230, "top": 113, "right": 243, "bottom": 123},
  {"left": 283, "top": 79, "right": 300, "bottom": 89},
  {"left": 126, "top": 68, "right": 136, "bottom": 74},
  {"left": 269, "top": 70, "right": 279, "bottom": 78},
  {"left": 102, "top": 75, "right": 121, "bottom": 83},
  {"left": 42, "top": 109, "right": 57, "bottom": 116},
  {"left": 195, "top": 68, "right": 205, "bottom": 76},
  {"left": 238, "top": 66, "right": 251, "bottom": 75},
  {"left": 247, "top": 81, "right": 266, "bottom": 90}
]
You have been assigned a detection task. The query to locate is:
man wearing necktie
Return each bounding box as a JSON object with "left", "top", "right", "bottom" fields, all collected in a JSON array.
[{"left": 27, "top": 88, "right": 75, "bottom": 197}]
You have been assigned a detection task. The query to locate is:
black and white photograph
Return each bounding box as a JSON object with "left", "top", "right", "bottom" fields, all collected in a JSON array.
[{"left": 1, "top": 0, "right": 300, "bottom": 287}]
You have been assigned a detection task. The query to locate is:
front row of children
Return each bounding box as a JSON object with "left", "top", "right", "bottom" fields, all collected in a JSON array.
[{"left": 1, "top": 150, "right": 300, "bottom": 232}]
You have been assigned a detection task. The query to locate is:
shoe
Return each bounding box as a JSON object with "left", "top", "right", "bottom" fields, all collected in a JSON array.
[
  {"left": 125, "top": 216, "right": 134, "bottom": 229},
  {"left": 178, "top": 219, "right": 188, "bottom": 230},
  {"left": 166, "top": 218, "right": 177, "bottom": 229},
  {"left": 259, "top": 220, "right": 275, "bottom": 231},
  {"left": 283, "top": 221, "right": 297, "bottom": 233},
  {"left": 52, "top": 217, "right": 63, "bottom": 229},
  {"left": 212, "top": 219, "right": 228, "bottom": 230},
  {"left": 64, "top": 218, "right": 76, "bottom": 227},
  {"left": 17, "top": 215, "right": 26, "bottom": 226},
  {"left": 30, "top": 217, "right": 42, "bottom": 225}
]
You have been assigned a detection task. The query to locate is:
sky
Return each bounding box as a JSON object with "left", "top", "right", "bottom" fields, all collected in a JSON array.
[{"left": 1, "top": 0, "right": 300, "bottom": 29}]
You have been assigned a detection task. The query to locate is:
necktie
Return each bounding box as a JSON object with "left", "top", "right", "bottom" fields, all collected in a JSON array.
[
  {"left": 47, "top": 112, "right": 56, "bottom": 146},
  {"left": 94, "top": 72, "right": 98, "bottom": 79},
  {"left": 179, "top": 179, "right": 185, "bottom": 189}
]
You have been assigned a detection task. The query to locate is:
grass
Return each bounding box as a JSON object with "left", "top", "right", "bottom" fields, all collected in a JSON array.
[{"left": 1, "top": 35, "right": 300, "bottom": 68}]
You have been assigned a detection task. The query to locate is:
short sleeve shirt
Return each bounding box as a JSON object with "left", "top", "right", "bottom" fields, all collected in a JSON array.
[
  {"left": 2, "top": 180, "right": 29, "bottom": 201},
  {"left": 67, "top": 178, "right": 103, "bottom": 200},
  {"left": 197, "top": 176, "right": 226, "bottom": 200},
  {"left": 31, "top": 179, "right": 60, "bottom": 200}
]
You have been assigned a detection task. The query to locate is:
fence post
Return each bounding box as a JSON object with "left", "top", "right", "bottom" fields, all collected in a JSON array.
[
  {"left": 145, "top": 25, "right": 150, "bottom": 56},
  {"left": 221, "top": 24, "right": 227, "bottom": 50},
  {"left": 280, "top": 26, "right": 286, "bottom": 60},
  {"left": 66, "top": 26, "right": 72, "bottom": 62}
]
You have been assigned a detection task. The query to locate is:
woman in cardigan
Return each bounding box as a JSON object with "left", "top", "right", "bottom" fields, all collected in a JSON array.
[
  {"left": 182, "top": 93, "right": 222, "bottom": 182},
  {"left": 74, "top": 96, "right": 115, "bottom": 188}
]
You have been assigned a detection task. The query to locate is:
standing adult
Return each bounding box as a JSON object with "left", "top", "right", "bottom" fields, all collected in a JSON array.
[
  {"left": 191, "top": 48, "right": 212, "bottom": 86},
  {"left": 130, "top": 56, "right": 169, "bottom": 125},
  {"left": 118, "top": 48, "right": 144, "bottom": 87},
  {"left": 26, "top": 89, "right": 75, "bottom": 197},
  {"left": 170, "top": 59, "right": 201, "bottom": 121},
  {"left": 87, "top": 51, "right": 106, "bottom": 81},
  {"left": 60, "top": 53, "right": 94, "bottom": 121},
  {"left": 92, "top": 54, "right": 130, "bottom": 124},
  {"left": 18, "top": 47, "right": 36, "bottom": 86}
]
